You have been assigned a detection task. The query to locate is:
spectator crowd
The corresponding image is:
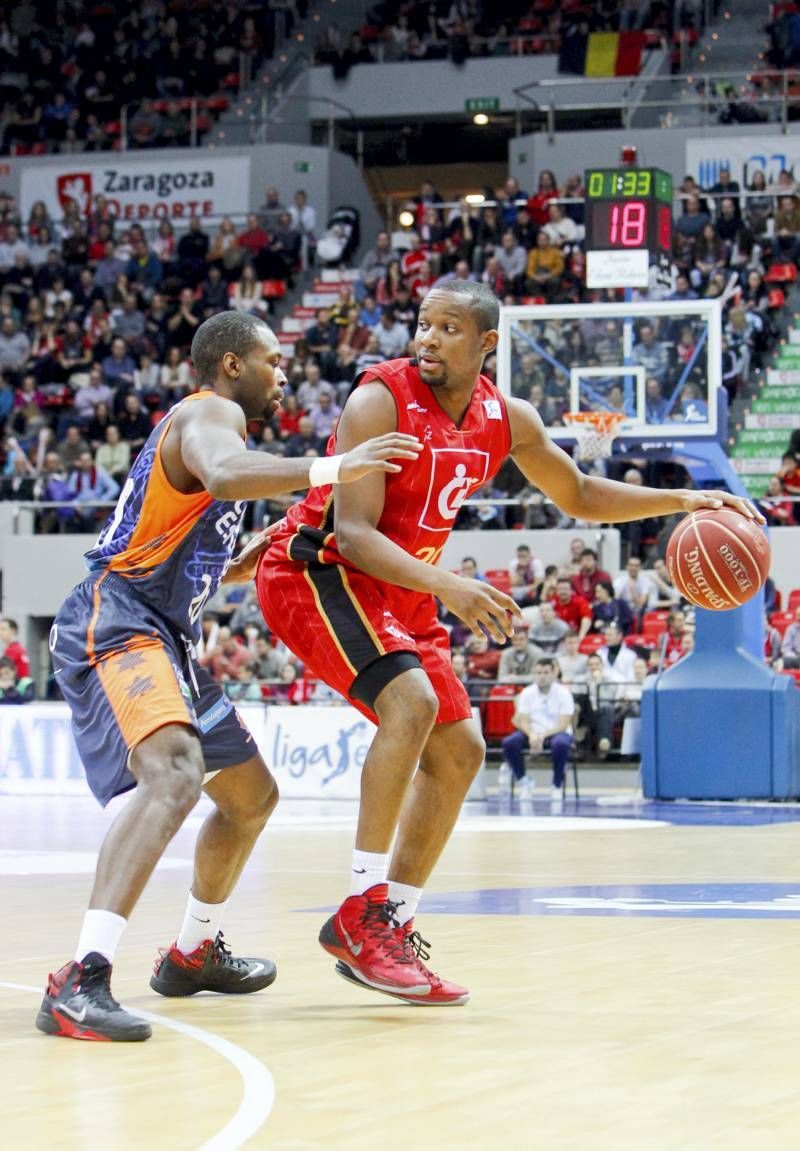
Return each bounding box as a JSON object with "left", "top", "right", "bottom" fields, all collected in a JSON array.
[
  {"left": 0, "top": 0, "right": 302, "bottom": 155},
  {"left": 315, "top": 0, "right": 699, "bottom": 72}
]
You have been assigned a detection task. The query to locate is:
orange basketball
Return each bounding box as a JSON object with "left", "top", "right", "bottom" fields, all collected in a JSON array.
[{"left": 665, "top": 508, "right": 770, "bottom": 611}]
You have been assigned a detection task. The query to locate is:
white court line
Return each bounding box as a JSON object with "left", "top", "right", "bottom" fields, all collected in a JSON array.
[{"left": 0, "top": 981, "right": 275, "bottom": 1151}]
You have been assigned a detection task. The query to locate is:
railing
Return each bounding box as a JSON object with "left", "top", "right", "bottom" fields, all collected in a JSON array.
[
  {"left": 7, "top": 499, "right": 117, "bottom": 535},
  {"left": 514, "top": 69, "right": 800, "bottom": 138},
  {"left": 7, "top": 496, "right": 567, "bottom": 535}
]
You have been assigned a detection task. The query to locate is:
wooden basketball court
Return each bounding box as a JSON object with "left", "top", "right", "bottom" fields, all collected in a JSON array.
[{"left": 3, "top": 791, "right": 800, "bottom": 1150}]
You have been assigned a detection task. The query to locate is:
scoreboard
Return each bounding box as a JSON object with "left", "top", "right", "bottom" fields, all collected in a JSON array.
[{"left": 584, "top": 167, "right": 673, "bottom": 289}]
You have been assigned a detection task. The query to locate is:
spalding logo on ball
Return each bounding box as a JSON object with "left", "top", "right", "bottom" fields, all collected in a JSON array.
[{"left": 665, "top": 508, "right": 770, "bottom": 611}]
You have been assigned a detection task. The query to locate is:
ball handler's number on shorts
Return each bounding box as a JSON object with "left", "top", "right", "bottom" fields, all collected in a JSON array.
[{"left": 415, "top": 544, "right": 444, "bottom": 565}]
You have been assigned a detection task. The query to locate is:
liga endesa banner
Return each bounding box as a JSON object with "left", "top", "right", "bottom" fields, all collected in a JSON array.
[
  {"left": 19, "top": 153, "right": 250, "bottom": 223},
  {"left": 0, "top": 702, "right": 375, "bottom": 799},
  {"left": 686, "top": 136, "right": 800, "bottom": 195}
]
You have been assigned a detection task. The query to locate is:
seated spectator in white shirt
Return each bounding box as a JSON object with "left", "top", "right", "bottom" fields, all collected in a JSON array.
[
  {"left": 644, "top": 557, "right": 681, "bottom": 608},
  {"left": 501, "top": 658, "right": 575, "bottom": 799},
  {"left": 542, "top": 202, "right": 578, "bottom": 248},
  {"left": 613, "top": 555, "right": 656, "bottom": 619},
  {"left": 598, "top": 622, "right": 637, "bottom": 682}
]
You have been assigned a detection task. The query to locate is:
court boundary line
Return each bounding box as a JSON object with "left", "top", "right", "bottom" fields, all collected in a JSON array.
[{"left": 0, "top": 981, "right": 275, "bottom": 1150}]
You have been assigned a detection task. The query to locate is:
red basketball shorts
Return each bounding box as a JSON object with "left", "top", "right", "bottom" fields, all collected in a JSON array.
[{"left": 256, "top": 550, "right": 472, "bottom": 726}]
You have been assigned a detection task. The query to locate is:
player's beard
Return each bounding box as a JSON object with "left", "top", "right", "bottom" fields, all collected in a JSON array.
[{"left": 418, "top": 363, "right": 448, "bottom": 388}]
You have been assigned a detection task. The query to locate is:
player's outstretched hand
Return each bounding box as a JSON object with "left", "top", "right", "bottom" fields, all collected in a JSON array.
[
  {"left": 339, "top": 433, "right": 423, "bottom": 482},
  {"left": 438, "top": 575, "right": 521, "bottom": 645},
  {"left": 678, "top": 489, "right": 766, "bottom": 524}
]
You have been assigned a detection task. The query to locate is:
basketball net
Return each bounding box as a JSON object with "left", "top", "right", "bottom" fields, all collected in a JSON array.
[{"left": 563, "top": 412, "right": 628, "bottom": 461}]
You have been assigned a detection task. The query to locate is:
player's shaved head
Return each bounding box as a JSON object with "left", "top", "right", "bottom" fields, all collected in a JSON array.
[
  {"left": 191, "top": 311, "right": 277, "bottom": 386},
  {"left": 425, "top": 280, "right": 499, "bottom": 332}
]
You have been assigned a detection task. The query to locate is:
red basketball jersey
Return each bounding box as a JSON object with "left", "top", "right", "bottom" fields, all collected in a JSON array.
[{"left": 267, "top": 358, "right": 511, "bottom": 628}]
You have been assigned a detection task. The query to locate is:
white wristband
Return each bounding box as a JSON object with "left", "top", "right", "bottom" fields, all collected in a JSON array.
[{"left": 309, "top": 454, "right": 344, "bottom": 487}]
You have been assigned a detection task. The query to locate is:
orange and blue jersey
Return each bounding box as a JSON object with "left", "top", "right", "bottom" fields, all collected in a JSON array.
[{"left": 84, "top": 392, "right": 245, "bottom": 644}]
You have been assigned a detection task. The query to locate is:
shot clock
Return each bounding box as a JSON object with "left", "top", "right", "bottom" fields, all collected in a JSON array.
[{"left": 584, "top": 167, "right": 673, "bottom": 289}]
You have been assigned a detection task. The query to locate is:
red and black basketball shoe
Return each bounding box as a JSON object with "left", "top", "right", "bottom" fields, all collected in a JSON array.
[
  {"left": 320, "top": 883, "right": 444, "bottom": 1002},
  {"left": 35, "top": 953, "right": 152, "bottom": 1042},
  {"left": 334, "top": 917, "right": 469, "bottom": 1005},
  {"left": 150, "top": 932, "right": 277, "bottom": 997}
]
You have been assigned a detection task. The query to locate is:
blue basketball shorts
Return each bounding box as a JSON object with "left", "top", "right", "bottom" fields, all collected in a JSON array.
[{"left": 50, "top": 571, "right": 256, "bottom": 806}]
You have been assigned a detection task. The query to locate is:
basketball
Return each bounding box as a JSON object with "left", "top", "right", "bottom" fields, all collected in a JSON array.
[{"left": 666, "top": 508, "right": 771, "bottom": 611}]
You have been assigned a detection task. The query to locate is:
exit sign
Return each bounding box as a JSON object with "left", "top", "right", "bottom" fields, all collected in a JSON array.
[{"left": 465, "top": 97, "right": 499, "bottom": 113}]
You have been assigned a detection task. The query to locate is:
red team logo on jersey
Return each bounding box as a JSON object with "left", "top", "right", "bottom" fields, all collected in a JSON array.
[
  {"left": 57, "top": 173, "right": 92, "bottom": 215},
  {"left": 418, "top": 448, "right": 489, "bottom": 532}
]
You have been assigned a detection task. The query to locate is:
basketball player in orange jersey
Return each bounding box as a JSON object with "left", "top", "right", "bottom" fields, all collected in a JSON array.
[
  {"left": 36, "top": 311, "right": 422, "bottom": 1041},
  {"left": 256, "top": 280, "right": 762, "bottom": 1006}
]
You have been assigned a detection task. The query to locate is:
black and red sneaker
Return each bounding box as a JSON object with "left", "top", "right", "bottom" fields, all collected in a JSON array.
[
  {"left": 150, "top": 932, "right": 277, "bottom": 997},
  {"left": 35, "top": 953, "right": 152, "bottom": 1042}
]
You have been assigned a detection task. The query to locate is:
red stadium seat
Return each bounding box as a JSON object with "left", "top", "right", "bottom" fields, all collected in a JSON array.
[
  {"left": 483, "top": 685, "right": 519, "bottom": 741},
  {"left": 485, "top": 569, "right": 512, "bottom": 594},
  {"left": 262, "top": 280, "right": 287, "bottom": 299},
  {"left": 578, "top": 634, "right": 605, "bottom": 655},
  {"left": 765, "top": 263, "right": 798, "bottom": 283},
  {"left": 788, "top": 589, "right": 800, "bottom": 612},
  {"left": 770, "top": 611, "right": 795, "bottom": 636},
  {"left": 642, "top": 610, "right": 669, "bottom": 640}
]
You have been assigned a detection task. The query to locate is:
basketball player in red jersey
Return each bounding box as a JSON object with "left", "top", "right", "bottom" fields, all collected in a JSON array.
[
  {"left": 35, "top": 311, "right": 421, "bottom": 1041},
  {"left": 256, "top": 280, "right": 761, "bottom": 1007}
]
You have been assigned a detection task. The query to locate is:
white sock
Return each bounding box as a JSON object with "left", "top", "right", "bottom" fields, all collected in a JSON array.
[
  {"left": 387, "top": 881, "right": 423, "bottom": 926},
  {"left": 349, "top": 849, "right": 388, "bottom": 896},
  {"left": 75, "top": 909, "right": 127, "bottom": 965},
  {"left": 175, "top": 893, "right": 228, "bottom": 955}
]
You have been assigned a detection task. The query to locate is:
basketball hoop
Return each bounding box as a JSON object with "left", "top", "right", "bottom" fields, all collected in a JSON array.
[{"left": 563, "top": 412, "right": 627, "bottom": 461}]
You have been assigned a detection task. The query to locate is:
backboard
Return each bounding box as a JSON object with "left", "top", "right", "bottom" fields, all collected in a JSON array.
[{"left": 497, "top": 299, "right": 723, "bottom": 443}]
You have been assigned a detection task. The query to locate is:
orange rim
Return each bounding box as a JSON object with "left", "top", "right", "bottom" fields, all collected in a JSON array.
[{"left": 563, "top": 412, "right": 628, "bottom": 432}]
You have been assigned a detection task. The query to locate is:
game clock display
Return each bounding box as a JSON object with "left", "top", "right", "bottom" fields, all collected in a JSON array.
[
  {"left": 585, "top": 167, "right": 672, "bottom": 254},
  {"left": 584, "top": 167, "right": 673, "bottom": 288}
]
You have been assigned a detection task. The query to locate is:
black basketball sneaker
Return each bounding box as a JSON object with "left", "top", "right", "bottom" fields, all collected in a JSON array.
[
  {"left": 150, "top": 932, "right": 277, "bottom": 997},
  {"left": 35, "top": 952, "right": 152, "bottom": 1042}
]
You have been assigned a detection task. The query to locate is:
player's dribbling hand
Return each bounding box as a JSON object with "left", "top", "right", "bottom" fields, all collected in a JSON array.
[
  {"left": 438, "top": 575, "right": 521, "bottom": 644},
  {"left": 678, "top": 489, "right": 766, "bottom": 524},
  {"left": 339, "top": 433, "right": 423, "bottom": 482}
]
